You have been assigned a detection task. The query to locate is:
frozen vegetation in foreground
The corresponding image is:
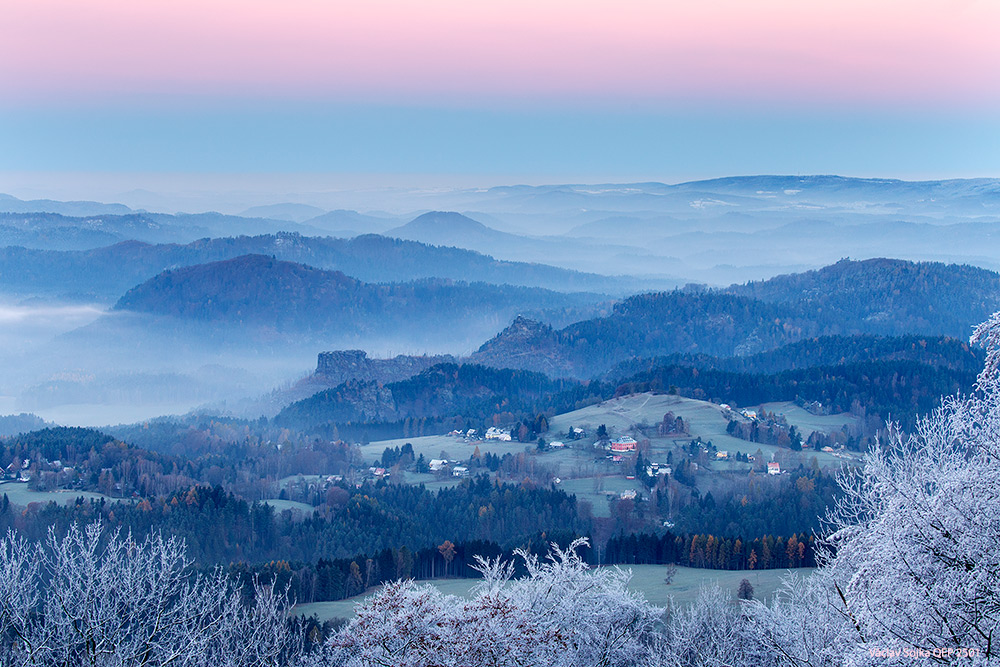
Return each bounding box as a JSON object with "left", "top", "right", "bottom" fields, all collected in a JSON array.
[{"left": 5, "top": 314, "right": 1000, "bottom": 665}]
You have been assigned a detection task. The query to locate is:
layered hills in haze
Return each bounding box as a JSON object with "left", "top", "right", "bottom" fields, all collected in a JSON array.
[
  {"left": 0, "top": 232, "right": 651, "bottom": 303},
  {"left": 6, "top": 176, "right": 1000, "bottom": 427}
]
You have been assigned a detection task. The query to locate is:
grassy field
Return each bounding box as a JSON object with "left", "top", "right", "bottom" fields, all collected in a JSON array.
[
  {"left": 263, "top": 498, "right": 316, "bottom": 514},
  {"left": 624, "top": 564, "right": 797, "bottom": 608},
  {"left": 0, "top": 481, "right": 119, "bottom": 507},
  {"left": 293, "top": 565, "right": 802, "bottom": 621}
]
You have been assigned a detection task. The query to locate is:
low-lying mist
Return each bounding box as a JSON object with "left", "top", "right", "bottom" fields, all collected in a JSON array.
[{"left": 0, "top": 298, "right": 590, "bottom": 428}]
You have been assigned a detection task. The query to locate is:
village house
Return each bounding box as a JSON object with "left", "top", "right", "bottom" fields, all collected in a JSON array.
[
  {"left": 767, "top": 461, "right": 781, "bottom": 475},
  {"left": 609, "top": 436, "right": 637, "bottom": 452},
  {"left": 484, "top": 427, "right": 511, "bottom": 441},
  {"left": 429, "top": 459, "right": 449, "bottom": 472}
]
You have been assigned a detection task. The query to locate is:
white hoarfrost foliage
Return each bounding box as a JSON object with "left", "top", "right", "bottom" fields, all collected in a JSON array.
[
  {"left": 0, "top": 522, "right": 300, "bottom": 667},
  {"left": 661, "top": 584, "right": 775, "bottom": 667},
  {"left": 744, "top": 313, "right": 1000, "bottom": 666},
  {"left": 745, "top": 572, "right": 864, "bottom": 667},
  {"left": 314, "top": 538, "right": 664, "bottom": 667}
]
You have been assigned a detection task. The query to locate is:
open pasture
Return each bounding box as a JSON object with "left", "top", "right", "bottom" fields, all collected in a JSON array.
[
  {"left": 293, "top": 564, "right": 802, "bottom": 621},
  {"left": 0, "top": 481, "right": 121, "bottom": 507}
]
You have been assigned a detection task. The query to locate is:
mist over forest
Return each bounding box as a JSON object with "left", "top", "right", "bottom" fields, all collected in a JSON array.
[{"left": 2, "top": 176, "right": 999, "bottom": 427}]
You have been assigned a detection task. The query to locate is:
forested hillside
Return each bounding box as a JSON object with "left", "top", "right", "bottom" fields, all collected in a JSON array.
[
  {"left": 276, "top": 353, "right": 976, "bottom": 438},
  {"left": 470, "top": 259, "right": 1000, "bottom": 378},
  {"left": 0, "top": 231, "right": 635, "bottom": 301},
  {"left": 0, "top": 480, "right": 586, "bottom": 566},
  {"left": 107, "top": 255, "right": 604, "bottom": 346},
  {"left": 603, "top": 334, "right": 984, "bottom": 380},
  {"left": 274, "top": 363, "right": 589, "bottom": 432},
  {"left": 726, "top": 257, "right": 1000, "bottom": 338}
]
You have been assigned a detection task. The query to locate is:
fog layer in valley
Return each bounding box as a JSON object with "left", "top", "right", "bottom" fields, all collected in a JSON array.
[{"left": 3, "top": 175, "right": 1000, "bottom": 428}]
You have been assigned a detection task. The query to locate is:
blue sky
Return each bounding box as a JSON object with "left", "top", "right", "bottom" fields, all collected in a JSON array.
[
  {"left": 2, "top": 0, "right": 999, "bottom": 203},
  {"left": 3, "top": 104, "right": 999, "bottom": 186}
]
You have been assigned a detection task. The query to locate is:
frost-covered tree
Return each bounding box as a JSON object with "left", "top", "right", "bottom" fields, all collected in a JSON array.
[
  {"left": 0, "top": 522, "right": 300, "bottom": 667},
  {"left": 661, "top": 585, "right": 774, "bottom": 667},
  {"left": 747, "top": 313, "right": 1000, "bottom": 666},
  {"left": 745, "top": 572, "right": 860, "bottom": 667},
  {"left": 316, "top": 538, "right": 664, "bottom": 667}
]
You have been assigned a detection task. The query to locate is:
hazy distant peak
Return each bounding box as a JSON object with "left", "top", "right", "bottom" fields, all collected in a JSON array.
[
  {"left": 403, "top": 211, "right": 490, "bottom": 231},
  {"left": 0, "top": 194, "right": 134, "bottom": 217},
  {"left": 238, "top": 203, "right": 328, "bottom": 223},
  {"left": 383, "top": 211, "right": 516, "bottom": 252}
]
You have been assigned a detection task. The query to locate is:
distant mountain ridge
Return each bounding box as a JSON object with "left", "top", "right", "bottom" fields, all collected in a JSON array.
[
  {"left": 0, "top": 232, "right": 646, "bottom": 303},
  {"left": 8, "top": 178, "right": 1000, "bottom": 288},
  {"left": 0, "top": 210, "right": 325, "bottom": 250},
  {"left": 0, "top": 195, "right": 134, "bottom": 217}
]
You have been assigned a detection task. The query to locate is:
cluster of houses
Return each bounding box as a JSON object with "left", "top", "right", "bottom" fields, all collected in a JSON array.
[
  {"left": 3, "top": 457, "right": 81, "bottom": 489},
  {"left": 447, "top": 428, "right": 481, "bottom": 441},
  {"left": 3, "top": 458, "right": 32, "bottom": 482},
  {"left": 721, "top": 404, "right": 761, "bottom": 421},
  {"left": 280, "top": 474, "right": 347, "bottom": 503},
  {"left": 445, "top": 427, "right": 514, "bottom": 442},
  {"left": 428, "top": 459, "right": 470, "bottom": 477}
]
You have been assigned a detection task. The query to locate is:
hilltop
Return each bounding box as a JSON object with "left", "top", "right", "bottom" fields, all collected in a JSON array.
[
  {"left": 466, "top": 258, "right": 1000, "bottom": 378},
  {"left": 104, "top": 254, "right": 606, "bottom": 350}
]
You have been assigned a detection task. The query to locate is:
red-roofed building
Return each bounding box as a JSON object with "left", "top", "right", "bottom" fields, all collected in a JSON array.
[{"left": 610, "top": 436, "right": 637, "bottom": 452}]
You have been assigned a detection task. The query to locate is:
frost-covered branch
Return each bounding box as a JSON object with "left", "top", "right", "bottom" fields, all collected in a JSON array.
[{"left": 0, "top": 522, "right": 301, "bottom": 667}]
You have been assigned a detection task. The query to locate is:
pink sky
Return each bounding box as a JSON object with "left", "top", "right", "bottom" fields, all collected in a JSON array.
[{"left": 3, "top": 0, "right": 998, "bottom": 109}]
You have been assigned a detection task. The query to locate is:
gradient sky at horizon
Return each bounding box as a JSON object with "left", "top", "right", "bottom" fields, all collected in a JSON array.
[{"left": 2, "top": 0, "right": 999, "bottom": 197}]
